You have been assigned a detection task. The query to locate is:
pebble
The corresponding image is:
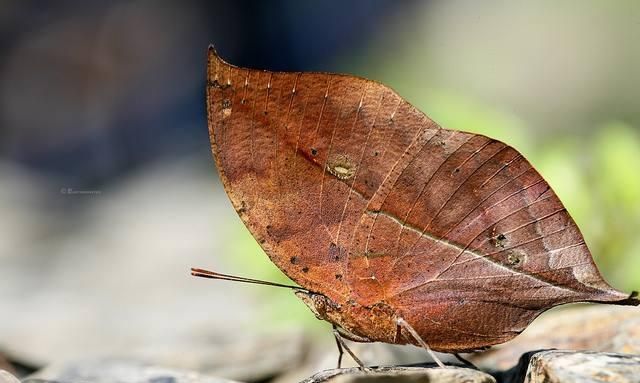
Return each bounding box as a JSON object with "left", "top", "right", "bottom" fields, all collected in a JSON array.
[
  {"left": 525, "top": 350, "right": 640, "bottom": 383},
  {"left": 473, "top": 305, "right": 640, "bottom": 370},
  {"left": 301, "top": 366, "right": 495, "bottom": 383},
  {"left": 28, "top": 358, "right": 240, "bottom": 383},
  {"left": 0, "top": 370, "right": 20, "bottom": 383}
]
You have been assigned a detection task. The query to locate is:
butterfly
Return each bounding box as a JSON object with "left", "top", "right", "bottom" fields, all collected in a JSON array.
[{"left": 193, "top": 46, "right": 638, "bottom": 368}]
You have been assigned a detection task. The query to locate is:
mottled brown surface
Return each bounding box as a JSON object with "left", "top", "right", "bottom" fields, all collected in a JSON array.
[{"left": 205, "top": 46, "right": 637, "bottom": 353}]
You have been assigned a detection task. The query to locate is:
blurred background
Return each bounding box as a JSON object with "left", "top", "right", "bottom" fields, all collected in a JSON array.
[{"left": 1, "top": 1, "right": 639, "bottom": 381}]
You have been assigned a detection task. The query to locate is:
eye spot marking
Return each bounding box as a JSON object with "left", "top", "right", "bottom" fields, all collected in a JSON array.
[
  {"left": 507, "top": 251, "right": 526, "bottom": 267},
  {"left": 327, "top": 154, "right": 356, "bottom": 180}
]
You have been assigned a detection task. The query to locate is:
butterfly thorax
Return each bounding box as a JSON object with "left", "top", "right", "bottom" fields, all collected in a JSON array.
[{"left": 295, "top": 291, "right": 402, "bottom": 344}]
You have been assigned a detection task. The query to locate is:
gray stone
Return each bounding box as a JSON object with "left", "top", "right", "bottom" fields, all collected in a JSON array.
[
  {"left": 301, "top": 366, "right": 495, "bottom": 383},
  {"left": 473, "top": 305, "right": 640, "bottom": 370},
  {"left": 525, "top": 350, "right": 640, "bottom": 383},
  {"left": 28, "top": 358, "right": 239, "bottom": 383},
  {"left": 0, "top": 370, "right": 20, "bottom": 383},
  {"left": 130, "top": 330, "right": 307, "bottom": 382}
]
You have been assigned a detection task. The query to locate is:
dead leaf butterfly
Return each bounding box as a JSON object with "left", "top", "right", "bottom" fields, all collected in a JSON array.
[{"left": 193, "top": 46, "right": 638, "bottom": 368}]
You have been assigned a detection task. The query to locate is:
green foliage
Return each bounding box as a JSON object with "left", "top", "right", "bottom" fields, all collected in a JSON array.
[{"left": 588, "top": 123, "right": 640, "bottom": 288}]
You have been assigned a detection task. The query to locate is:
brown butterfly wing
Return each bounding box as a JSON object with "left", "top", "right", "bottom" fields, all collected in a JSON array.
[
  {"left": 206, "top": 47, "right": 636, "bottom": 352},
  {"left": 206, "top": 48, "right": 389, "bottom": 303}
]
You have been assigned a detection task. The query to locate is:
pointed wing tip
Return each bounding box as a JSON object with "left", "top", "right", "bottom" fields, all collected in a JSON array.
[
  {"left": 580, "top": 287, "right": 639, "bottom": 307},
  {"left": 619, "top": 290, "right": 640, "bottom": 306},
  {"left": 207, "top": 44, "right": 238, "bottom": 85},
  {"left": 601, "top": 290, "right": 640, "bottom": 306},
  {"left": 207, "top": 45, "right": 233, "bottom": 67},
  {"left": 207, "top": 44, "right": 219, "bottom": 59}
]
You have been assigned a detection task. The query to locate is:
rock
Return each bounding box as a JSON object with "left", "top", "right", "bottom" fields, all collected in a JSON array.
[
  {"left": 0, "top": 370, "right": 20, "bottom": 383},
  {"left": 27, "top": 358, "right": 240, "bottom": 383},
  {"left": 0, "top": 355, "right": 13, "bottom": 376},
  {"left": 273, "top": 339, "right": 467, "bottom": 383},
  {"left": 472, "top": 305, "right": 640, "bottom": 370},
  {"left": 130, "top": 330, "right": 308, "bottom": 382},
  {"left": 0, "top": 351, "right": 38, "bottom": 379},
  {"left": 525, "top": 350, "right": 640, "bottom": 383},
  {"left": 301, "top": 366, "right": 495, "bottom": 383}
]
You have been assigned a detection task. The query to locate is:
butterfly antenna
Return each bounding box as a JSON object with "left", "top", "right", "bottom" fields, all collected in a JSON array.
[{"left": 190, "top": 267, "right": 307, "bottom": 291}]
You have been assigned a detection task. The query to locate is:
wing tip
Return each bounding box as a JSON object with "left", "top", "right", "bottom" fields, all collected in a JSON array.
[
  {"left": 616, "top": 290, "right": 640, "bottom": 306},
  {"left": 592, "top": 289, "right": 640, "bottom": 306},
  {"left": 207, "top": 44, "right": 236, "bottom": 85},
  {"left": 207, "top": 44, "right": 225, "bottom": 63}
]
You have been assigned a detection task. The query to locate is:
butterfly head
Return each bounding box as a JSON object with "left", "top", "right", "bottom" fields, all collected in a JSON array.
[{"left": 294, "top": 290, "right": 334, "bottom": 321}]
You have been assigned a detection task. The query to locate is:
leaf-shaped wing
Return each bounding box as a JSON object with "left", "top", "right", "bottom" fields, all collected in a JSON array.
[{"left": 206, "top": 47, "right": 637, "bottom": 352}]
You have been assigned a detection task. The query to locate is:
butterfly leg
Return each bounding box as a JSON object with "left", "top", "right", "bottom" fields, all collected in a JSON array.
[
  {"left": 332, "top": 325, "right": 367, "bottom": 370},
  {"left": 453, "top": 353, "right": 477, "bottom": 369},
  {"left": 332, "top": 326, "right": 344, "bottom": 368},
  {"left": 395, "top": 317, "right": 446, "bottom": 368}
]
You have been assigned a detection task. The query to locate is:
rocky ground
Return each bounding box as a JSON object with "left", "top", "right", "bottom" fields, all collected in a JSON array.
[{"left": 2, "top": 345, "right": 640, "bottom": 383}]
